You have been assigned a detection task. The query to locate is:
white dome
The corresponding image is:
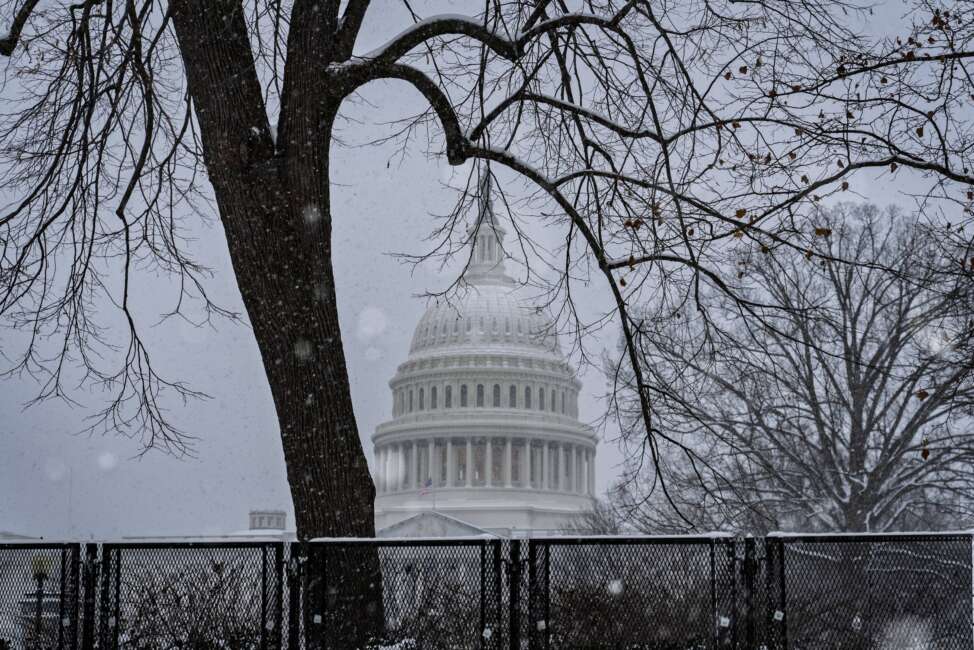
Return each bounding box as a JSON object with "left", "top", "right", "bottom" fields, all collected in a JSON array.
[
  {"left": 407, "top": 283, "right": 561, "bottom": 359},
  {"left": 372, "top": 170, "right": 596, "bottom": 536}
]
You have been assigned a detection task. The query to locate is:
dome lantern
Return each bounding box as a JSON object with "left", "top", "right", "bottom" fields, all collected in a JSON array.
[{"left": 464, "top": 168, "right": 513, "bottom": 286}]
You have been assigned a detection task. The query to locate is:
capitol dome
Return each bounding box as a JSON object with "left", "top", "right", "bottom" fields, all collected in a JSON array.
[{"left": 372, "top": 173, "right": 597, "bottom": 535}]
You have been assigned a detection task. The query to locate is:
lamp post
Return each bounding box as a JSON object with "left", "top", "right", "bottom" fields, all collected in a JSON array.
[{"left": 30, "top": 556, "right": 51, "bottom": 650}]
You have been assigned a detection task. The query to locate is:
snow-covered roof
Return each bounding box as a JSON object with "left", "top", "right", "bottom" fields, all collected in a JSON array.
[{"left": 371, "top": 511, "right": 498, "bottom": 539}]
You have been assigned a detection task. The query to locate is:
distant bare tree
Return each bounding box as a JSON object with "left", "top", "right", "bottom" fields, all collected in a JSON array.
[
  {"left": 120, "top": 560, "right": 263, "bottom": 650},
  {"left": 613, "top": 204, "right": 974, "bottom": 533}
]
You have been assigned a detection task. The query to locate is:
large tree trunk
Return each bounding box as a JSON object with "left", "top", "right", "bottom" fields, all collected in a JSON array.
[{"left": 169, "top": 1, "right": 383, "bottom": 645}]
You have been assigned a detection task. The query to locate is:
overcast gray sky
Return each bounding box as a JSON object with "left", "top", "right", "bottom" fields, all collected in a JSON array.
[{"left": 0, "top": 0, "right": 942, "bottom": 539}]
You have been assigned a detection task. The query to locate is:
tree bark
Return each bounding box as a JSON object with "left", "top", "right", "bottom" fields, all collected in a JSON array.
[
  {"left": 168, "top": 2, "right": 383, "bottom": 643},
  {"left": 169, "top": 0, "right": 375, "bottom": 540}
]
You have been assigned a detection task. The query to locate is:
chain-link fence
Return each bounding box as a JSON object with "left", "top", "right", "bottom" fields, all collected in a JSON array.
[
  {"left": 766, "top": 533, "right": 973, "bottom": 650},
  {"left": 1, "top": 533, "right": 971, "bottom": 649},
  {"left": 0, "top": 544, "right": 81, "bottom": 650}
]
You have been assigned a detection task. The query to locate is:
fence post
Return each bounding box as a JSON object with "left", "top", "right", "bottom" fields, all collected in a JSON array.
[
  {"left": 777, "top": 538, "right": 788, "bottom": 650},
  {"left": 508, "top": 540, "right": 521, "bottom": 650},
  {"left": 80, "top": 545, "right": 97, "bottom": 650},
  {"left": 709, "top": 540, "right": 718, "bottom": 648},
  {"left": 743, "top": 537, "right": 757, "bottom": 649},
  {"left": 274, "top": 543, "right": 284, "bottom": 650},
  {"left": 764, "top": 537, "right": 788, "bottom": 650},
  {"left": 492, "top": 541, "right": 502, "bottom": 650},
  {"left": 98, "top": 547, "right": 111, "bottom": 650},
  {"left": 726, "top": 539, "right": 737, "bottom": 648},
  {"left": 81, "top": 544, "right": 98, "bottom": 650},
  {"left": 69, "top": 545, "right": 81, "bottom": 650},
  {"left": 480, "top": 543, "right": 487, "bottom": 649},
  {"left": 287, "top": 543, "right": 302, "bottom": 650}
]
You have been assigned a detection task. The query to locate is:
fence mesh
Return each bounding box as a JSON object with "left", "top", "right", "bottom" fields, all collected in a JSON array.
[
  {"left": 526, "top": 537, "right": 737, "bottom": 649},
  {"left": 0, "top": 544, "right": 80, "bottom": 650},
  {"left": 1, "top": 534, "right": 971, "bottom": 649},
  {"left": 770, "top": 534, "right": 973, "bottom": 650},
  {"left": 99, "top": 542, "right": 284, "bottom": 650},
  {"left": 303, "top": 539, "right": 504, "bottom": 650}
]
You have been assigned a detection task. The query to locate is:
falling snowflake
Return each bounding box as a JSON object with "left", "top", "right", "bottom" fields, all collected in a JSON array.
[
  {"left": 294, "top": 339, "right": 313, "bottom": 360},
  {"left": 607, "top": 579, "right": 624, "bottom": 596},
  {"left": 357, "top": 306, "right": 388, "bottom": 342},
  {"left": 312, "top": 282, "right": 329, "bottom": 303},
  {"left": 97, "top": 451, "right": 118, "bottom": 471},
  {"left": 364, "top": 346, "right": 383, "bottom": 361},
  {"left": 303, "top": 204, "right": 322, "bottom": 225},
  {"left": 44, "top": 458, "right": 67, "bottom": 482}
]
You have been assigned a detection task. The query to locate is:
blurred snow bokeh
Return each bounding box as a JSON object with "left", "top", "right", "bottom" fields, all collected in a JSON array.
[
  {"left": 44, "top": 457, "right": 67, "bottom": 482},
  {"left": 357, "top": 306, "right": 388, "bottom": 342},
  {"left": 97, "top": 452, "right": 118, "bottom": 472}
]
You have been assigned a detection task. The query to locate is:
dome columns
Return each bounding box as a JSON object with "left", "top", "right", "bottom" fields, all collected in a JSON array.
[{"left": 374, "top": 436, "right": 595, "bottom": 497}]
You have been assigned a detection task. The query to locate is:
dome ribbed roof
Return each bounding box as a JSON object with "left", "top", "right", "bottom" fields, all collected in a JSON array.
[
  {"left": 407, "top": 171, "right": 560, "bottom": 359},
  {"left": 408, "top": 284, "right": 560, "bottom": 357}
]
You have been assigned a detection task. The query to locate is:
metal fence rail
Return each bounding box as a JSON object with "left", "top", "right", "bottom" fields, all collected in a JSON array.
[{"left": 1, "top": 533, "right": 971, "bottom": 649}]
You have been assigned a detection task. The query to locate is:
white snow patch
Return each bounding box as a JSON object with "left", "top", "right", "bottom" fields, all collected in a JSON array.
[
  {"left": 44, "top": 458, "right": 67, "bottom": 482},
  {"left": 97, "top": 452, "right": 118, "bottom": 472},
  {"left": 364, "top": 346, "right": 383, "bottom": 362},
  {"left": 357, "top": 306, "right": 388, "bottom": 342},
  {"left": 876, "top": 615, "right": 933, "bottom": 649},
  {"left": 294, "top": 339, "right": 313, "bottom": 361},
  {"left": 302, "top": 204, "right": 322, "bottom": 226}
]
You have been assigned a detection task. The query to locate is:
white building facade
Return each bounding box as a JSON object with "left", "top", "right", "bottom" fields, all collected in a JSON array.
[{"left": 373, "top": 177, "right": 597, "bottom": 536}]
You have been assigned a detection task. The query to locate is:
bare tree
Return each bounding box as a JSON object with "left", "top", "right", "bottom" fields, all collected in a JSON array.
[
  {"left": 0, "top": 0, "right": 972, "bottom": 557},
  {"left": 613, "top": 204, "right": 974, "bottom": 533}
]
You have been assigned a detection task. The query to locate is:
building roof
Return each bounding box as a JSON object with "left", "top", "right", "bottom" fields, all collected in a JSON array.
[
  {"left": 0, "top": 531, "right": 35, "bottom": 540},
  {"left": 376, "top": 511, "right": 497, "bottom": 538}
]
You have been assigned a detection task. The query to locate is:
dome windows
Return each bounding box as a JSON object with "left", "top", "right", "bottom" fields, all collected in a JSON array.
[{"left": 395, "top": 380, "right": 576, "bottom": 417}]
